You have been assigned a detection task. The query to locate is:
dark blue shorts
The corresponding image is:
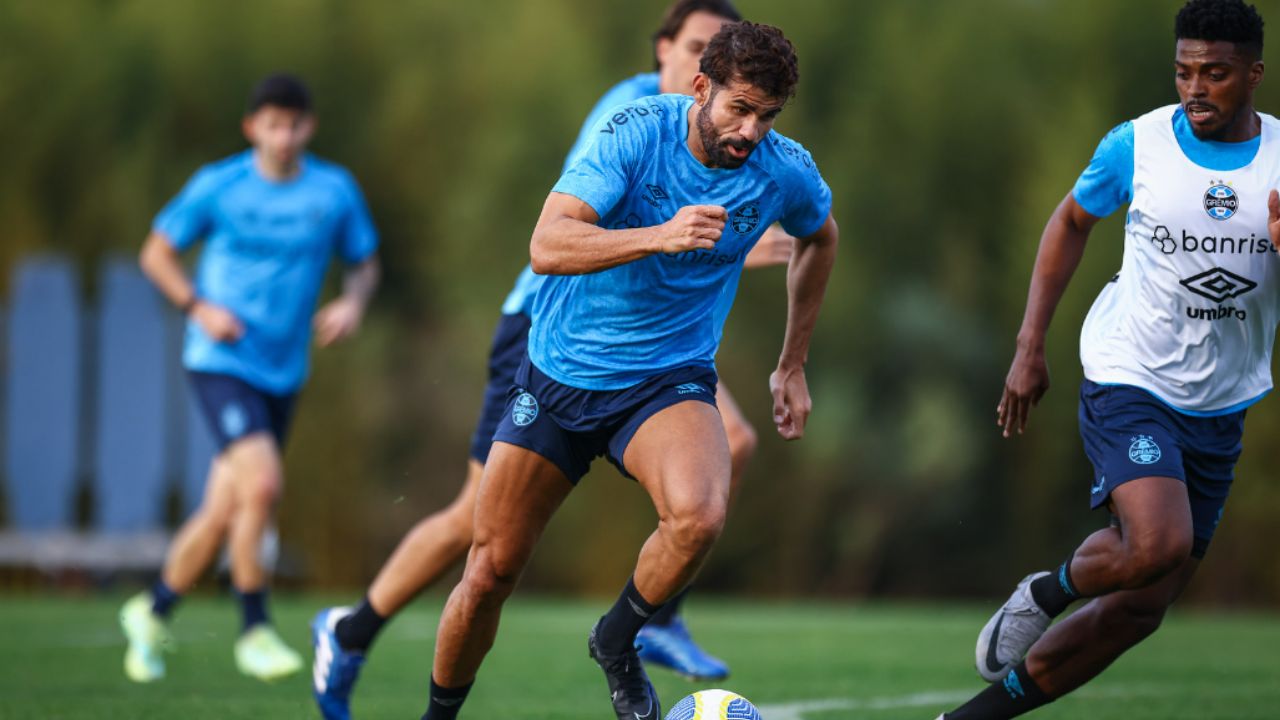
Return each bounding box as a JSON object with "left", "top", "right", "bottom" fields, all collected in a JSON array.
[
  {"left": 491, "top": 356, "right": 719, "bottom": 484},
  {"left": 469, "top": 312, "right": 532, "bottom": 463},
  {"left": 189, "top": 371, "right": 297, "bottom": 451},
  {"left": 1078, "top": 380, "right": 1244, "bottom": 558}
]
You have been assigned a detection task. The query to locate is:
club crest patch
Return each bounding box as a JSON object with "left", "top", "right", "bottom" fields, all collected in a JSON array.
[
  {"left": 512, "top": 392, "right": 538, "bottom": 426},
  {"left": 731, "top": 203, "right": 761, "bottom": 234},
  {"left": 1204, "top": 182, "right": 1239, "bottom": 221},
  {"left": 1128, "top": 435, "right": 1161, "bottom": 465}
]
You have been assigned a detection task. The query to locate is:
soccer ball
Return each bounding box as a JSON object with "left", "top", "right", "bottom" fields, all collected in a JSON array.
[{"left": 664, "top": 689, "right": 763, "bottom": 720}]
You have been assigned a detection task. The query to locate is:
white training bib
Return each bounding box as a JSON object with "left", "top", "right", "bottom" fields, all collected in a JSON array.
[{"left": 1081, "top": 104, "right": 1280, "bottom": 414}]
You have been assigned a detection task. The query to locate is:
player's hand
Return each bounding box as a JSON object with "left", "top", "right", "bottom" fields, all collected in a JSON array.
[
  {"left": 313, "top": 296, "right": 364, "bottom": 347},
  {"left": 191, "top": 301, "right": 244, "bottom": 343},
  {"left": 997, "top": 339, "right": 1050, "bottom": 438},
  {"left": 658, "top": 205, "right": 726, "bottom": 254},
  {"left": 769, "top": 364, "right": 811, "bottom": 440},
  {"left": 743, "top": 225, "right": 795, "bottom": 269},
  {"left": 1267, "top": 189, "right": 1280, "bottom": 250}
]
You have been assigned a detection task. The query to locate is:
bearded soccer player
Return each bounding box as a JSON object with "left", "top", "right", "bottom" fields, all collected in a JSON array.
[
  {"left": 940, "top": 1, "right": 1277, "bottom": 717},
  {"left": 310, "top": 3, "right": 798, "bottom": 718},
  {"left": 419, "top": 22, "right": 836, "bottom": 720},
  {"left": 120, "top": 73, "right": 379, "bottom": 683}
]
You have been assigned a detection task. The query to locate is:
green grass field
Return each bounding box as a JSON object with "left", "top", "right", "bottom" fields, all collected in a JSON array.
[{"left": 2, "top": 593, "right": 1277, "bottom": 719}]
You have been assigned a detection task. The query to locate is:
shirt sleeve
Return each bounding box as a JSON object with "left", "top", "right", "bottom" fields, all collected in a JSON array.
[
  {"left": 1071, "top": 121, "right": 1134, "bottom": 219},
  {"left": 552, "top": 107, "right": 650, "bottom": 220},
  {"left": 335, "top": 172, "right": 379, "bottom": 264},
  {"left": 152, "top": 167, "right": 218, "bottom": 250},
  {"left": 778, "top": 141, "right": 834, "bottom": 238}
]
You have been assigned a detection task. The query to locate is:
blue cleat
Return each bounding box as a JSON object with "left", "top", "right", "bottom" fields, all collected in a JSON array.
[
  {"left": 635, "top": 617, "right": 729, "bottom": 681},
  {"left": 311, "top": 607, "right": 366, "bottom": 720}
]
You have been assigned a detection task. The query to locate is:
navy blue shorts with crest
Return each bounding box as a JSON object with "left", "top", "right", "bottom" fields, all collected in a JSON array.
[
  {"left": 1077, "top": 379, "right": 1245, "bottom": 558},
  {"left": 469, "top": 311, "right": 533, "bottom": 463},
  {"left": 188, "top": 371, "right": 297, "bottom": 451},
  {"left": 491, "top": 355, "right": 719, "bottom": 484}
]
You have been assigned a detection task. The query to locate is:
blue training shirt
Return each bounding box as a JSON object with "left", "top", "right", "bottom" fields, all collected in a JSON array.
[
  {"left": 154, "top": 150, "right": 379, "bottom": 394},
  {"left": 528, "top": 93, "right": 832, "bottom": 390},
  {"left": 1073, "top": 106, "right": 1263, "bottom": 218},
  {"left": 500, "top": 73, "right": 661, "bottom": 316}
]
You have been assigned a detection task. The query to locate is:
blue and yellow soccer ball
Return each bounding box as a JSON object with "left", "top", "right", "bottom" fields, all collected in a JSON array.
[{"left": 664, "top": 689, "right": 763, "bottom": 720}]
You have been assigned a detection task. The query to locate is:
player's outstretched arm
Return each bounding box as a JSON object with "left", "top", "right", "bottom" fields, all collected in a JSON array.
[
  {"left": 530, "top": 192, "right": 727, "bottom": 275},
  {"left": 139, "top": 231, "right": 243, "bottom": 342},
  {"left": 315, "top": 257, "right": 380, "bottom": 347},
  {"left": 743, "top": 225, "right": 796, "bottom": 270},
  {"left": 997, "top": 193, "right": 1100, "bottom": 437},
  {"left": 770, "top": 213, "right": 838, "bottom": 441}
]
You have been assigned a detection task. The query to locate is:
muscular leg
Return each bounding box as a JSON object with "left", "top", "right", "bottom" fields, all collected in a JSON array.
[
  {"left": 431, "top": 443, "right": 573, "bottom": 688},
  {"left": 367, "top": 459, "right": 483, "bottom": 617},
  {"left": 224, "top": 433, "right": 286, "bottom": 593},
  {"left": 162, "top": 455, "right": 237, "bottom": 592},
  {"left": 626, "top": 401, "right": 732, "bottom": 608},
  {"left": 1027, "top": 557, "right": 1198, "bottom": 697},
  {"left": 951, "top": 476, "right": 1195, "bottom": 718},
  {"left": 1061, "top": 476, "right": 1195, "bottom": 596}
]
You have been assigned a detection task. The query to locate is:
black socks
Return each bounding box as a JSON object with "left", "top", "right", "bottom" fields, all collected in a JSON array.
[
  {"left": 945, "top": 661, "right": 1053, "bottom": 719},
  {"left": 1029, "top": 555, "right": 1080, "bottom": 618},
  {"left": 335, "top": 597, "right": 388, "bottom": 653},
  {"left": 596, "top": 576, "right": 662, "bottom": 656},
  {"left": 422, "top": 676, "right": 473, "bottom": 720}
]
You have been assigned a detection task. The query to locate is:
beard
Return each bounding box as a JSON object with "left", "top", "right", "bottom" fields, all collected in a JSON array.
[{"left": 696, "top": 102, "right": 756, "bottom": 169}]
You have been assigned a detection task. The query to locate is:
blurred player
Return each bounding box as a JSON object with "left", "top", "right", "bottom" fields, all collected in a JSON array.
[
  {"left": 310, "top": 2, "right": 797, "bottom": 718},
  {"left": 940, "top": 1, "right": 1278, "bottom": 717},
  {"left": 121, "top": 73, "right": 380, "bottom": 683},
  {"left": 421, "top": 21, "right": 837, "bottom": 720}
]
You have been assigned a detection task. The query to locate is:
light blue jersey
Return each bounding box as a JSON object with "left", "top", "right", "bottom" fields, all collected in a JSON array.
[
  {"left": 500, "top": 73, "right": 661, "bottom": 316},
  {"left": 1073, "top": 107, "right": 1262, "bottom": 218},
  {"left": 529, "top": 93, "right": 832, "bottom": 390},
  {"left": 154, "top": 150, "right": 378, "bottom": 393}
]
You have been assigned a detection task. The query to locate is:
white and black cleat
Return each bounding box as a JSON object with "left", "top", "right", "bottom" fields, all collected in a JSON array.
[{"left": 975, "top": 572, "right": 1053, "bottom": 682}]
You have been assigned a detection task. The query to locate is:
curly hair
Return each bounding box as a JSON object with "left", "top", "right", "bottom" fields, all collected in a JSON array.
[
  {"left": 1176, "top": 0, "right": 1264, "bottom": 59},
  {"left": 699, "top": 22, "right": 800, "bottom": 102}
]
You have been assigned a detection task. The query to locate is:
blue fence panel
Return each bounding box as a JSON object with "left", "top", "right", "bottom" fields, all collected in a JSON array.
[
  {"left": 3, "top": 256, "right": 82, "bottom": 530},
  {"left": 92, "top": 259, "right": 169, "bottom": 533}
]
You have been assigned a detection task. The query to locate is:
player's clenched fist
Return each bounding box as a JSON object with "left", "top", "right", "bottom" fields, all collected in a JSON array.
[{"left": 658, "top": 205, "right": 727, "bottom": 254}]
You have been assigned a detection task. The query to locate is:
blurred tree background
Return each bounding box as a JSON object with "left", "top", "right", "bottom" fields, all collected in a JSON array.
[{"left": 1, "top": 0, "right": 1277, "bottom": 604}]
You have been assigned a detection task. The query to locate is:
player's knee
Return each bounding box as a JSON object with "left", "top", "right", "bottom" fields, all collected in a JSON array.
[
  {"left": 1125, "top": 529, "right": 1192, "bottom": 586},
  {"left": 462, "top": 546, "right": 524, "bottom": 603},
  {"left": 443, "top": 500, "right": 476, "bottom": 547},
  {"left": 667, "top": 504, "right": 727, "bottom": 555}
]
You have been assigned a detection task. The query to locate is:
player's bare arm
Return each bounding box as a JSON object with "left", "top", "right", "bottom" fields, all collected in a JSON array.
[
  {"left": 997, "top": 193, "right": 1100, "bottom": 438},
  {"left": 770, "top": 212, "right": 838, "bottom": 440},
  {"left": 139, "top": 230, "right": 243, "bottom": 342},
  {"left": 315, "top": 256, "right": 380, "bottom": 347},
  {"left": 529, "top": 191, "right": 727, "bottom": 275},
  {"left": 742, "top": 224, "right": 795, "bottom": 269}
]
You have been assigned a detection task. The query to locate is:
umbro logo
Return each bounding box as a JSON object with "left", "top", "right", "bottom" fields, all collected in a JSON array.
[
  {"left": 643, "top": 184, "right": 669, "bottom": 208},
  {"left": 674, "top": 383, "right": 705, "bottom": 395},
  {"left": 1180, "top": 267, "right": 1257, "bottom": 303}
]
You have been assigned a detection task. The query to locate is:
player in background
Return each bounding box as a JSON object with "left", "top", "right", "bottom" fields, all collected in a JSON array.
[
  {"left": 421, "top": 21, "right": 837, "bottom": 720},
  {"left": 120, "top": 73, "right": 380, "bottom": 684},
  {"left": 310, "top": 2, "right": 796, "bottom": 718},
  {"left": 941, "top": 1, "right": 1277, "bottom": 717}
]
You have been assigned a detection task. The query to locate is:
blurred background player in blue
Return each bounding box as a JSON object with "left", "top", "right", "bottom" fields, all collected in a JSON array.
[
  {"left": 310, "top": 3, "right": 797, "bottom": 718},
  {"left": 420, "top": 21, "right": 836, "bottom": 720},
  {"left": 119, "top": 73, "right": 380, "bottom": 684},
  {"left": 943, "top": 1, "right": 1278, "bottom": 717}
]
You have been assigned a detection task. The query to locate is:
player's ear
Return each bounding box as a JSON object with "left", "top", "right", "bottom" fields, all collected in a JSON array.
[
  {"left": 1249, "top": 60, "right": 1264, "bottom": 90},
  {"left": 655, "top": 36, "right": 674, "bottom": 67},
  {"left": 693, "top": 73, "right": 711, "bottom": 106},
  {"left": 241, "top": 113, "right": 257, "bottom": 144}
]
